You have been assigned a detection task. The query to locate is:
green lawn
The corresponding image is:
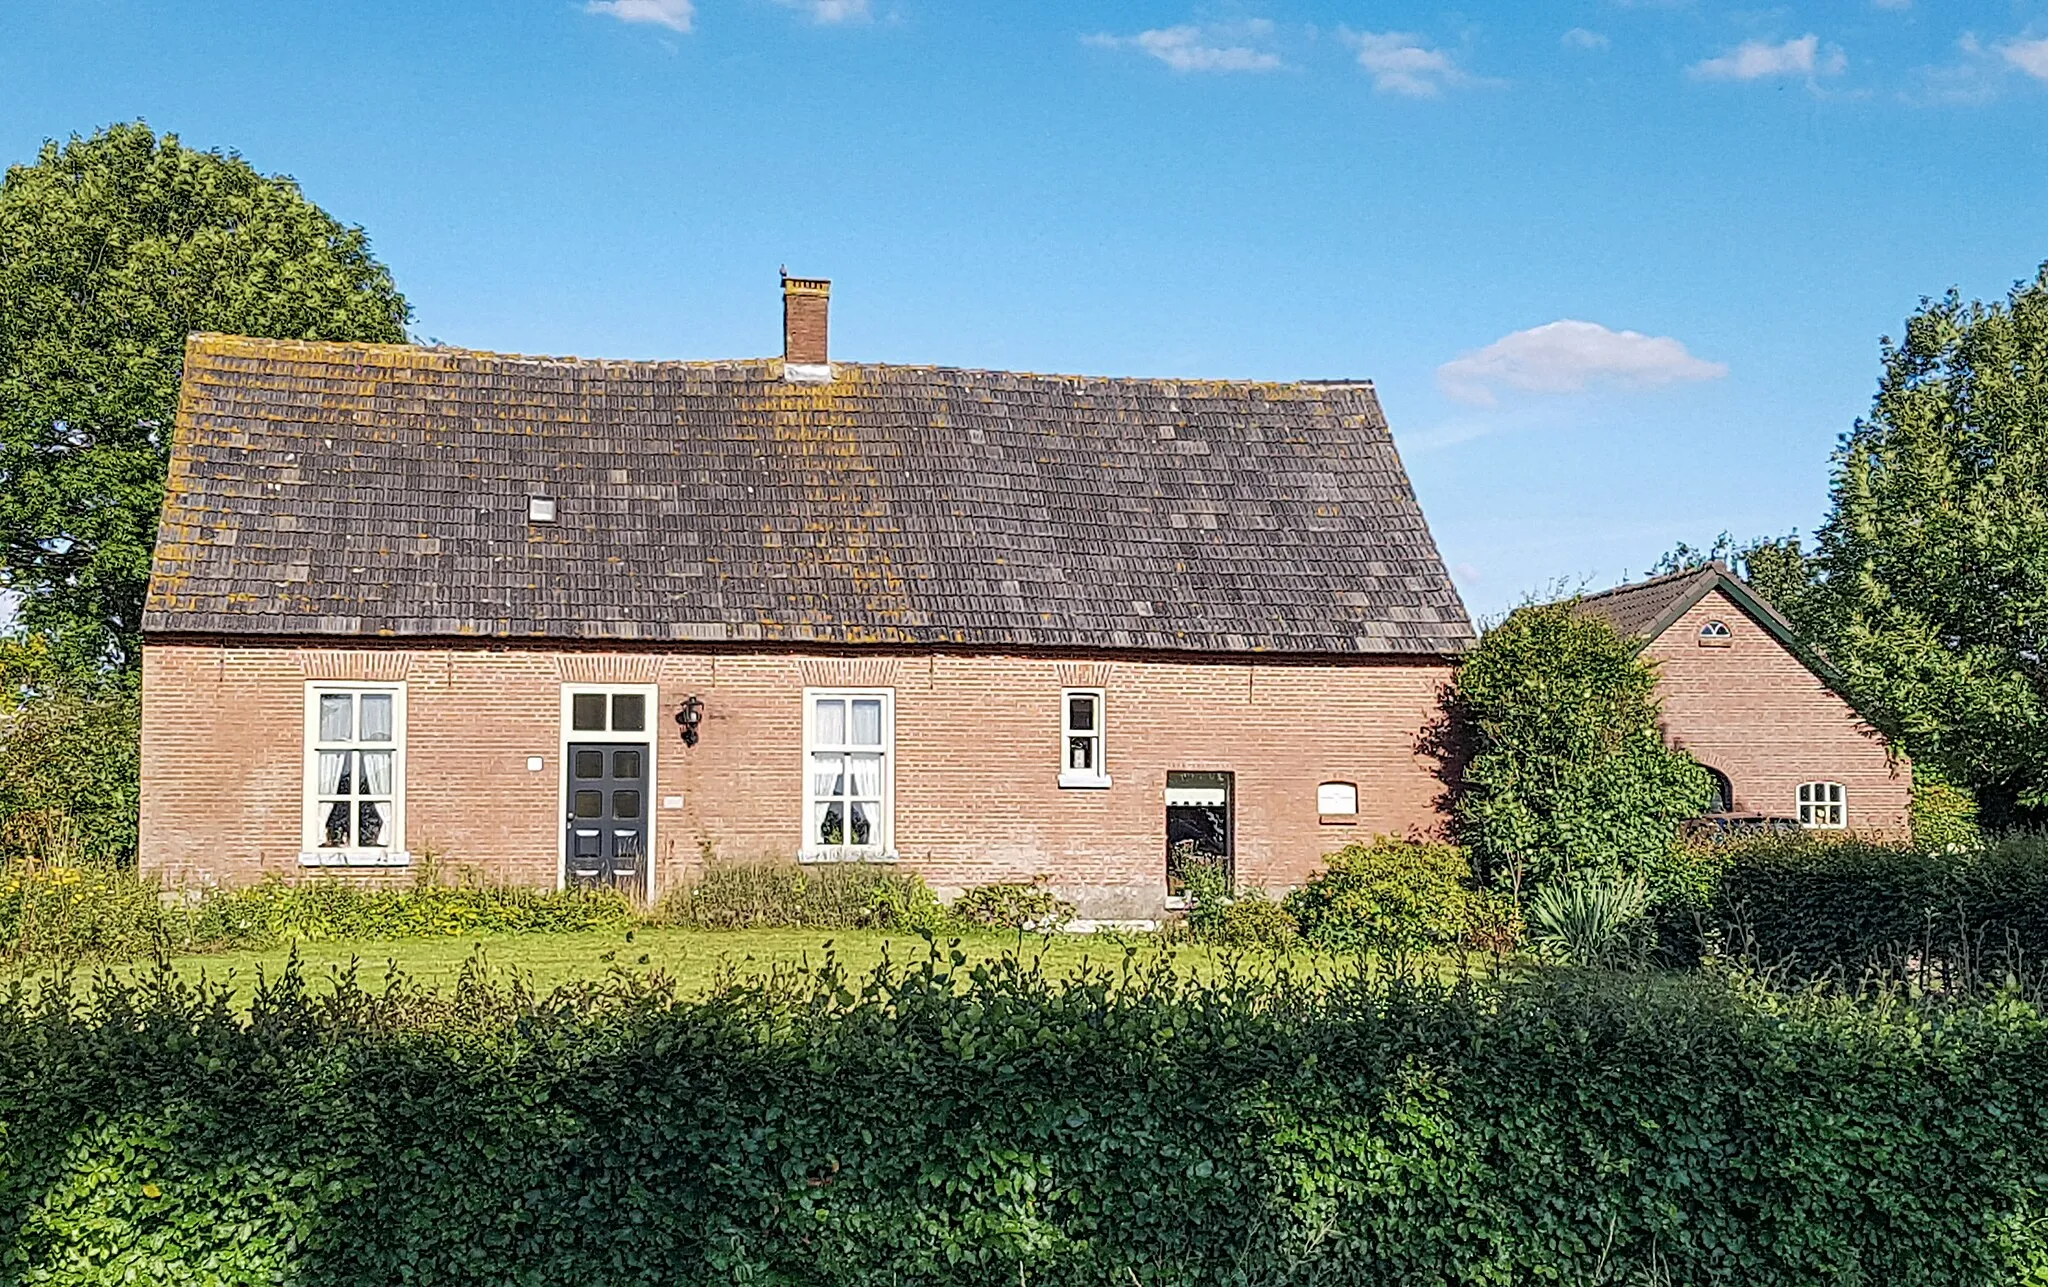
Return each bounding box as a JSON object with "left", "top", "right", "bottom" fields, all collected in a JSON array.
[{"left": 41, "top": 926, "right": 1328, "bottom": 1000}]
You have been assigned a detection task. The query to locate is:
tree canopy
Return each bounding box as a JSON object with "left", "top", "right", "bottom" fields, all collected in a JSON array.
[
  {"left": 0, "top": 122, "right": 409, "bottom": 673},
  {"left": 1448, "top": 601, "right": 1715, "bottom": 886}
]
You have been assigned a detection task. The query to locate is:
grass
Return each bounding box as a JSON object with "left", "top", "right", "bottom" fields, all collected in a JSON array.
[{"left": 23, "top": 926, "right": 1328, "bottom": 1000}]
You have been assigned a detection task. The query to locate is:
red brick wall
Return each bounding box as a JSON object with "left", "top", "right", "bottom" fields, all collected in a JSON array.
[
  {"left": 1642, "top": 590, "right": 1910, "bottom": 835},
  {"left": 140, "top": 644, "right": 1454, "bottom": 915}
]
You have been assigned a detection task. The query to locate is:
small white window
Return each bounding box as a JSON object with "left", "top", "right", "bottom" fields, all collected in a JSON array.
[
  {"left": 302, "top": 684, "right": 407, "bottom": 866},
  {"left": 803, "top": 689, "right": 895, "bottom": 860},
  {"left": 1318, "top": 781, "right": 1359, "bottom": 817},
  {"left": 1699, "top": 620, "right": 1733, "bottom": 647},
  {"left": 1059, "top": 689, "right": 1110, "bottom": 788},
  {"left": 1798, "top": 782, "right": 1846, "bottom": 829}
]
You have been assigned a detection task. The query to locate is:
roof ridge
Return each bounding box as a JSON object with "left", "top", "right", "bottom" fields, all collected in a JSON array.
[
  {"left": 1572, "top": 561, "right": 1724, "bottom": 605},
  {"left": 184, "top": 333, "right": 1379, "bottom": 393}
]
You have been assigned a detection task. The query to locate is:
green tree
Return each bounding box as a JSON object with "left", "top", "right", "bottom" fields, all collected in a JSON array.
[
  {"left": 1448, "top": 601, "right": 1715, "bottom": 886},
  {"left": 0, "top": 122, "right": 409, "bottom": 673},
  {"left": 1799, "top": 268, "right": 2048, "bottom": 821}
]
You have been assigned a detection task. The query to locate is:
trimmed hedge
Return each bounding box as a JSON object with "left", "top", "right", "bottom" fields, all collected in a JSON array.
[
  {"left": 1670, "top": 834, "right": 2048, "bottom": 981},
  {"left": 4, "top": 956, "right": 2047, "bottom": 1284}
]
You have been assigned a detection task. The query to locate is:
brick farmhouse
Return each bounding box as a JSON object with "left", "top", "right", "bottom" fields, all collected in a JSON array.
[
  {"left": 139, "top": 278, "right": 1478, "bottom": 917},
  {"left": 1573, "top": 563, "right": 1911, "bottom": 836}
]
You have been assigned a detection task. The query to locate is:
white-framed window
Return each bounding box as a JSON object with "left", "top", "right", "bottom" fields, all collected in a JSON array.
[
  {"left": 1798, "top": 781, "right": 1847, "bottom": 829},
  {"left": 1699, "top": 620, "right": 1733, "bottom": 647},
  {"left": 1059, "top": 688, "right": 1110, "bottom": 788},
  {"left": 802, "top": 689, "right": 895, "bottom": 861},
  {"left": 302, "top": 684, "right": 407, "bottom": 866},
  {"left": 1318, "top": 781, "right": 1359, "bottom": 817}
]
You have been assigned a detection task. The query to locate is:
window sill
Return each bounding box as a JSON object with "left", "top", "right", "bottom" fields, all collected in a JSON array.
[
  {"left": 299, "top": 849, "right": 412, "bottom": 869},
  {"left": 798, "top": 848, "right": 901, "bottom": 865},
  {"left": 1164, "top": 894, "right": 1190, "bottom": 912},
  {"left": 1058, "top": 772, "right": 1113, "bottom": 790},
  {"left": 1318, "top": 814, "right": 1360, "bottom": 826}
]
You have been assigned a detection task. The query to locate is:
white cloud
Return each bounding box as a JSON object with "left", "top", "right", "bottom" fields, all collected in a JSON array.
[
  {"left": 1690, "top": 34, "right": 1845, "bottom": 81},
  {"left": 1084, "top": 21, "right": 1282, "bottom": 73},
  {"left": 586, "top": 0, "right": 693, "bottom": 32},
  {"left": 1347, "top": 30, "right": 1470, "bottom": 96},
  {"left": 776, "top": 0, "right": 870, "bottom": 22},
  {"left": 1562, "top": 28, "right": 1610, "bottom": 51},
  {"left": 2000, "top": 37, "right": 2048, "bottom": 80},
  {"left": 1437, "top": 320, "right": 1728, "bottom": 406}
]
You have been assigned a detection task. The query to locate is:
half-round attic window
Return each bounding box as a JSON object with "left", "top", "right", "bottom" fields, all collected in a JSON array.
[{"left": 1698, "top": 620, "right": 1733, "bottom": 647}]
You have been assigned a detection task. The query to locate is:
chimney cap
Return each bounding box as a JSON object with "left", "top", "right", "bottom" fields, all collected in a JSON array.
[{"left": 782, "top": 274, "right": 831, "bottom": 295}]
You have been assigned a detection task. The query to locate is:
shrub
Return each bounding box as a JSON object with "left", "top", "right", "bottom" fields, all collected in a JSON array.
[
  {"left": 1444, "top": 601, "right": 1716, "bottom": 885},
  {"left": 654, "top": 858, "right": 944, "bottom": 932},
  {"left": 948, "top": 879, "right": 1075, "bottom": 932},
  {"left": 0, "top": 669, "right": 140, "bottom": 867},
  {"left": 1283, "top": 837, "right": 1503, "bottom": 954},
  {"left": 0, "top": 862, "right": 195, "bottom": 963},
  {"left": 1528, "top": 869, "right": 1654, "bottom": 968},
  {"left": 1912, "top": 773, "right": 1982, "bottom": 851},
  {"left": 3, "top": 959, "right": 2047, "bottom": 1284}
]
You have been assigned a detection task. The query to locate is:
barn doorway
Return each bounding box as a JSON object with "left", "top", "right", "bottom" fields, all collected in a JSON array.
[{"left": 1166, "top": 770, "right": 1233, "bottom": 898}]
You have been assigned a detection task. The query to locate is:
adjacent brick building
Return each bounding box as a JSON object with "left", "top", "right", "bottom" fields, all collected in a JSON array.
[
  {"left": 1574, "top": 563, "right": 1912, "bottom": 836},
  {"left": 139, "top": 278, "right": 1477, "bottom": 915}
]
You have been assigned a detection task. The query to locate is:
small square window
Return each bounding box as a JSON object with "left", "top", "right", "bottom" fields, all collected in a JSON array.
[
  {"left": 1798, "top": 781, "right": 1847, "bottom": 829},
  {"left": 571, "top": 693, "right": 607, "bottom": 731},
  {"left": 529, "top": 496, "right": 557, "bottom": 523},
  {"left": 1318, "top": 782, "right": 1359, "bottom": 816}
]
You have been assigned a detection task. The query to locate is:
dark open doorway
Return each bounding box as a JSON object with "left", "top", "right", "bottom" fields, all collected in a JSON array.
[{"left": 1166, "top": 770, "right": 1233, "bottom": 897}]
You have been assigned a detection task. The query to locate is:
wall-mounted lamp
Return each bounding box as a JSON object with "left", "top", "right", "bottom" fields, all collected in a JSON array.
[{"left": 675, "top": 694, "right": 704, "bottom": 747}]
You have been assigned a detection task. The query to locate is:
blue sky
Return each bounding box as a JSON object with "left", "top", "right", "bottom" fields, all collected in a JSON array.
[{"left": 7, "top": 1, "right": 2048, "bottom": 617}]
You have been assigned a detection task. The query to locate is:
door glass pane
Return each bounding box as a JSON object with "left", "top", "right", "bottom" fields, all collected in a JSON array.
[
  {"left": 613, "top": 789, "right": 642, "bottom": 819},
  {"left": 319, "top": 694, "right": 353, "bottom": 742},
  {"left": 1067, "top": 694, "right": 1096, "bottom": 733},
  {"left": 359, "top": 693, "right": 393, "bottom": 742},
  {"left": 816, "top": 801, "right": 845, "bottom": 845},
  {"left": 572, "top": 693, "right": 607, "bottom": 731},
  {"left": 359, "top": 751, "right": 393, "bottom": 796},
  {"left": 814, "top": 698, "right": 846, "bottom": 746},
  {"left": 574, "top": 749, "right": 604, "bottom": 779},
  {"left": 574, "top": 790, "right": 603, "bottom": 818},
  {"left": 612, "top": 749, "right": 641, "bottom": 780},
  {"left": 321, "top": 801, "right": 351, "bottom": 848},
  {"left": 317, "top": 751, "right": 350, "bottom": 795},
  {"left": 357, "top": 800, "right": 389, "bottom": 846},
  {"left": 849, "top": 801, "right": 874, "bottom": 846},
  {"left": 611, "top": 694, "right": 646, "bottom": 732},
  {"left": 850, "top": 699, "right": 882, "bottom": 746}
]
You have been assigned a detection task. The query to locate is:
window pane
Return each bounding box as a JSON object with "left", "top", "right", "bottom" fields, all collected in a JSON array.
[
  {"left": 850, "top": 699, "right": 882, "bottom": 746},
  {"left": 849, "top": 801, "right": 875, "bottom": 846},
  {"left": 613, "top": 749, "right": 641, "bottom": 780},
  {"left": 611, "top": 694, "right": 646, "bottom": 732},
  {"left": 319, "top": 694, "right": 353, "bottom": 742},
  {"left": 574, "top": 790, "right": 603, "bottom": 819},
  {"left": 1068, "top": 736, "right": 1095, "bottom": 772},
  {"left": 317, "top": 751, "right": 350, "bottom": 795},
  {"left": 359, "top": 751, "right": 393, "bottom": 796},
  {"left": 1318, "top": 782, "right": 1359, "bottom": 815},
  {"left": 815, "top": 698, "right": 846, "bottom": 746},
  {"left": 359, "top": 693, "right": 393, "bottom": 742},
  {"left": 1067, "top": 694, "right": 1096, "bottom": 733},
  {"left": 816, "top": 801, "right": 845, "bottom": 846},
  {"left": 321, "top": 801, "right": 351, "bottom": 848},
  {"left": 574, "top": 749, "right": 604, "bottom": 779},
  {"left": 357, "top": 800, "right": 389, "bottom": 847},
  {"left": 848, "top": 753, "right": 882, "bottom": 797},
  {"left": 613, "top": 789, "right": 642, "bottom": 819},
  {"left": 572, "top": 693, "right": 607, "bottom": 731},
  {"left": 812, "top": 753, "right": 844, "bottom": 799}
]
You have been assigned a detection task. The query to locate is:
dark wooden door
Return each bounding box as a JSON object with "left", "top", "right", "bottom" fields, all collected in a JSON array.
[{"left": 566, "top": 743, "right": 648, "bottom": 894}]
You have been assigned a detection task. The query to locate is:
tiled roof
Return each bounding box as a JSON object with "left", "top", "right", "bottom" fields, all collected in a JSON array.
[
  {"left": 144, "top": 335, "right": 1475, "bottom": 656},
  {"left": 1571, "top": 565, "right": 1728, "bottom": 640}
]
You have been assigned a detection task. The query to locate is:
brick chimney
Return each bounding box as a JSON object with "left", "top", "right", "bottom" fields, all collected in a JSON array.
[{"left": 781, "top": 271, "right": 831, "bottom": 382}]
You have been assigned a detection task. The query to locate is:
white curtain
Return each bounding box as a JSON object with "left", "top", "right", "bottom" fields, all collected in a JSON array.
[
  {"left": 359, "top": 751, "right": 393, "bottom": 796},
  {"left": 359, "top": 693, "right": 394, "bottom": 742},
  {"left": 811, "top": 753, "right": 844, "bottom": 799},
  {"left": 847, "top": 753, "right": 882, "bottom": 799},
  {"left": 814, "top": 698, "right": 846, "bottom": 746},
  {"left": 319, "top": 694, "right": 353, "bottom": 742},
  {"left": 318, "top": 751, "right": 350, "bottom": 795},
  {"left": 850, "top": 699, "right": 882, "bottom": 746}
]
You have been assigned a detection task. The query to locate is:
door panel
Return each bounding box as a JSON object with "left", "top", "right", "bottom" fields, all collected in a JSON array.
[{"left": 566, "top": 742, "right": 649, "bottom": 895}]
